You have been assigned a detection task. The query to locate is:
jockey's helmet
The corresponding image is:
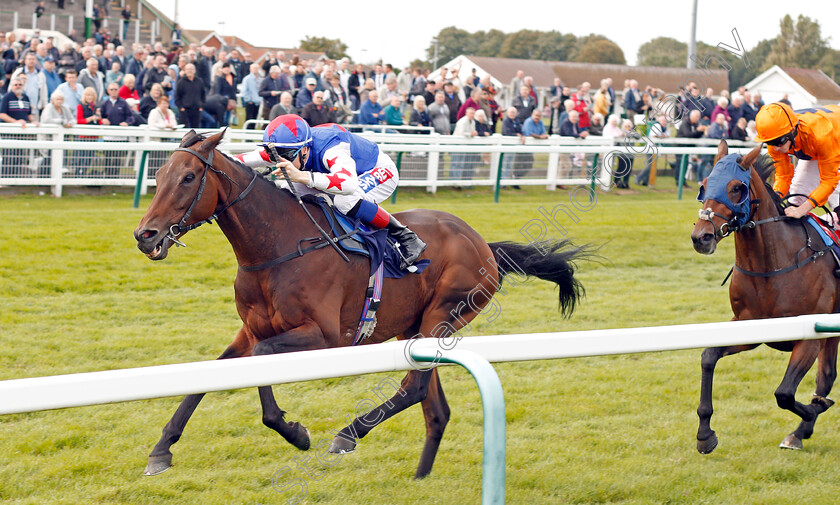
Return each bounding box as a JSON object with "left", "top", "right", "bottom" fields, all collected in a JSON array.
[
  {"left": 262, "top": 114, "right": 313, "bottom": 161},
  {"left": 754, "top": 102, "right": 798, "bottom": 146}
]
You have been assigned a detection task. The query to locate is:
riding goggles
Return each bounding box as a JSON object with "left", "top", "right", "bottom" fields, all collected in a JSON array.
[
  {"left": 765, "top": 127, "right": 797, "bottom": 147},
  {"left": 265, "top": 146, "right": 301, "bottom": 162}
]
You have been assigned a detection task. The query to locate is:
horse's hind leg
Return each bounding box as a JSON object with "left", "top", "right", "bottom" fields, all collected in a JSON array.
[
  {"left": 775, "top": 341, "right": 821, "bottom": 449},
  {"left": 415, "top": 367, "right": 450, "bottom": 479},
  {"left": 145, "top": 339, "right": 248, "bottom": 476},
  {"left": 785, "top": 339, "right": 838, "bottom": 449},
  {"left": 697, "top": 343, "right": 760, "bottom": 454},
  {"left": 329, "top": 369, "right": 433, "bottom": 458}
]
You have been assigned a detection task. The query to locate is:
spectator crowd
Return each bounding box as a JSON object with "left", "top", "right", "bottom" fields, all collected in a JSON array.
[{"left": 0, "top": 27, "right": 770, "bottom": 185}]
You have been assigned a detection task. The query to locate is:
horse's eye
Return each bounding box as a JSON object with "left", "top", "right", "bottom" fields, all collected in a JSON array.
[{"left": 183, "top": 173, "right": 195, "bottom": 183}]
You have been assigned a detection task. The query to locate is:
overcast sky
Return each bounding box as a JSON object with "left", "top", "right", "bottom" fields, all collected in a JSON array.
[{"left": 146, "top": 0, "right": 840, "bottom": 69}]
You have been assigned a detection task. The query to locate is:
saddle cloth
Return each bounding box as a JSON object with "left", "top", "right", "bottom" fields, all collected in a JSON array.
[
  {"left": 806, "top": 213, "right": 840, "bottom": 249},
  {"left": 303, "top": 194, "right": 429, "bottom": 279}
]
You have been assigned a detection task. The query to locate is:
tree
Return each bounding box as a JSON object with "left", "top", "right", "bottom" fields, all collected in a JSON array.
[
  {"left": 765, "top": 14, "right": 827, "bottom": 69},
  {"left": 299, "top": 36, "right": 347, "bottom": 60},
  {"left": 637, "top": 37, "right": 687, "bottom": 67},
  {"left": 409, "top": 58, "right": 430, "bottom": 71},
  {"left": 575, "top": 38, "right": 626, "bottom": 65},
  {"left": 533, "top": 31, "right": 578, "bottom": 61},
  {"left": 427, "top": 26, "right": 473, "bottom": 65},
  {"left": 819, "top": 49, "right": 840, "bottom": 81},
  {"left": 476, "top": 29, "right": 507, "bottom": 58},
  {"left": 499, "top": 29, "right": 543, "bottom": 59}
]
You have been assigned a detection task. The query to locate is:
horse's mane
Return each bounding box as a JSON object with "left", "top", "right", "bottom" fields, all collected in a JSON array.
[
  {"left": 752, "top": 153, "right": 785, "bottom": 215},
  {"left": 178, "top": 129, "right": 285, "bottom": 194}
]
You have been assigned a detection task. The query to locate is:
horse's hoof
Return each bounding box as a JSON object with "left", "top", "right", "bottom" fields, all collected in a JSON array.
[
  {"left": 780, "top": 434, "right": 803, "bottom": 450},
  {"left": 289, "top": 422, "right": 311, "bottom": 451},
  {"left": 697, "top": 433, "right": 719, "bottom": 454},
  {"left": 329, "top": 435, "right": 356, "bottom": 454},
  {"left": 144, "top": 454, "right": 173, "bottom": 476}
]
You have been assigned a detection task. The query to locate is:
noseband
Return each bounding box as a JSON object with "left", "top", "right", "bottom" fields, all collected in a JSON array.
[
  {"left": 165, "top": 146, "right": 258, "bottom": 247},
  {"left": 699, "top": 191, "right": 835, "bottom": 282},
  {"left": 697, "top": 187, "right": 770, "bottom": 240}
]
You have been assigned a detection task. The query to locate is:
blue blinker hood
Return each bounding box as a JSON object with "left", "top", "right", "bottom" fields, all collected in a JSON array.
[{"left": 696, "top": 153, "right": 753, "bottom": 227}]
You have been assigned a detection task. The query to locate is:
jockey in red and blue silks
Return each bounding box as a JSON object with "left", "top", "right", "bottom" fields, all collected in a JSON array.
[{"left": 235, "top": 114, "right": 426, "bottom": 269}]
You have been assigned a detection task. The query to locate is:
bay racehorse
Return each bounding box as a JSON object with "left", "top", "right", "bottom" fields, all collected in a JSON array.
[
  {"left": 691, "top": 140, "right": 840, "bottom": 453},
  {"left": 134, "top": 130, "right": 587, "bottom": 477}
]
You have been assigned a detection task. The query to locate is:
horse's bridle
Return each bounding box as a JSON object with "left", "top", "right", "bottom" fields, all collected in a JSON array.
[
  {"left": 164, "top": 146, "right": 258, "bottom": 247},
  {"left": 700, "top": 190, "right": 833, "bottom": 281}
]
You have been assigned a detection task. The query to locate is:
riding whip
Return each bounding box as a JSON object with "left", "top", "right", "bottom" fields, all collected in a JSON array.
[{"left": 266, "top": 143, "right": 350, "bottom": 263}]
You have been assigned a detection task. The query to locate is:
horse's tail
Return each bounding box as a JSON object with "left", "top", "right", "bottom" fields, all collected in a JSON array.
[{"left": 489, "top": 239, "right": 587, "bottom": 318}]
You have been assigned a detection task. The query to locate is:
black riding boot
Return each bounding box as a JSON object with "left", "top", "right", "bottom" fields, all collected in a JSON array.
[{"left": 385, "top": 216, "right": 427, "bottom": 269}]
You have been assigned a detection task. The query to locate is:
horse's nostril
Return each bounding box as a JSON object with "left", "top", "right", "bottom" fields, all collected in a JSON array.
[{"left": 140, "top": 229, "right": 158, "bottom": 241}]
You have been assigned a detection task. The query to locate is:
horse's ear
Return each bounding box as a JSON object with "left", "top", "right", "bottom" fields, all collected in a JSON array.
[
  {"left": 202, "top": 128, "right": 227, "bottom": 152},
  {"left": 716, "top": 140, "right": 728, "bottom": 162},
  {"left": 739, "top": 144, "right": 762, "bottom": 171},
  {"left": 178, "top": 129, "right": 199, "bottom": 147}
]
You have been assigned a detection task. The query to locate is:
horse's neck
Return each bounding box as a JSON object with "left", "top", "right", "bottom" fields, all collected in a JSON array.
[
  {"left": 733, "top": 177, "right": 802, "bottom": 272},
  {"left": 214, "top": 165, "right": 302, "bottom": 267}
]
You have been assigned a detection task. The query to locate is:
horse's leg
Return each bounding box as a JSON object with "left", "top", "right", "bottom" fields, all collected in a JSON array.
[
  {"left": 252, "top": 327, "right": 328, "bottom": 451},
  {"left": 778, "top": 340, "right": 835, "bottom": 449},
  {"left": 790, "top": 338, "right": 838, "bottom": 445},
  {"left": 415, "top": 367, "right": 450, "bottom": 479},
  {"left": 145, "top": 337, "right": 249, "bottom": 476},
  {"left": 329, "top": 368, "right": 433, "bottom": 460},
  {"left": 697, "top": 343, "right": 760, "bottom": 454}
]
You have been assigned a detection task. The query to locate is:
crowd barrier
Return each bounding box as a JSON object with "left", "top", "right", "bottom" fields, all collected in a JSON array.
[
  {"left": 1, "top": 314, "right": 839, "bottom": 505},
  {"left": 0, "top": 123, "right": 756, "bottom": 199}
]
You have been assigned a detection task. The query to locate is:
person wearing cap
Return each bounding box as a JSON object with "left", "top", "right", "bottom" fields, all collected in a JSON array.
[
  {"left": 296, "top": 77, "right": 317, "bottom": 110},
  {"left": 234, "top": 115, "right": 427, "bottom": 269},
  {"left": 754, "top": 102, "right": 840, "bottom": 219},
  {"left": 39, "top": 55, "right": 62, "bottom": 108}
]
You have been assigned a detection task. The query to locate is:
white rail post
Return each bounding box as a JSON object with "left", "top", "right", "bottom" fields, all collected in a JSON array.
[
  {"left": 50, "top": 129, "right": 64, "bottom": 197},
  {"left": 50, "top": 14, "right": 55, "bottom": 31},
  {"left": 427, "top": 133, "right": 440, "bottom": 193},
  {"left": 488, "top": 136, "right": 501, "bottom": 186},
  {"left": 136, "top": 130, "right": 151, "bottom": 196},
  {"left": 547, "top": 138, "right": 560, "bottom": 191}
]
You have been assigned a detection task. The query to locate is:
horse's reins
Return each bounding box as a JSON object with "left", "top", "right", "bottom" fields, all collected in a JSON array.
[
  {"left": 164, "top": 147, "right": 258, "bottom": 247},
  {"left": 264, "top": 143, "right": 350, "bottom": 263},
  {"left": 701, "top": 189, "right": 833, "bottom": 284}
]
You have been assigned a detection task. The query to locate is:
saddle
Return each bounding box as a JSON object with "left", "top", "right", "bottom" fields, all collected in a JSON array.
[
  {"left": 302, "top": 194, "right": 430, "bottom": 345},
  {"left": 805, "top": 213, "right": 840, "bottom": 278},
  {"left": 302, "top": 194, "right": 429, "bottom": 279}
]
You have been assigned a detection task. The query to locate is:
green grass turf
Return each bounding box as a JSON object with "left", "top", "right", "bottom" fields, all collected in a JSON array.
[{"left": 2, "top": 182, "right": 839, "bottom": 505}]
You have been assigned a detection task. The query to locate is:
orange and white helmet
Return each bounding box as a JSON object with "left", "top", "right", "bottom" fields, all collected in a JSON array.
[{"left": 754, "top": 102, "right": 798, "bottom": 145}]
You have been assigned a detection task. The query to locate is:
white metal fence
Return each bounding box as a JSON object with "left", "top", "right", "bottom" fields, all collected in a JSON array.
[
  {"left": 0, "top": 124, "right": 756, "bottom": 197},
  {"left": 1, "top": 314, "right": 836, "bottom": 415}
]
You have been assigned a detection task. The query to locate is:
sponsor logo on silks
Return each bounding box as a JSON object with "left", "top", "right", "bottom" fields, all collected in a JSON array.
[{"left": 358, "top": 167, "right": 394, "bottom": 193}]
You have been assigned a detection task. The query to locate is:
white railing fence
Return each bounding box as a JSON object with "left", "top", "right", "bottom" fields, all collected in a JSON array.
[
  {"left": 0, "top": 124, "right": 757, "bottom": 197},
  {"left": 1, "top": 314, "right": 835, "bottom": 415}
]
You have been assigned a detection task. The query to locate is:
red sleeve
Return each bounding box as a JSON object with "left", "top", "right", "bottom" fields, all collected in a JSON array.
[{"left": 76, "top": 104, "right": 86, "bottom": 124}]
